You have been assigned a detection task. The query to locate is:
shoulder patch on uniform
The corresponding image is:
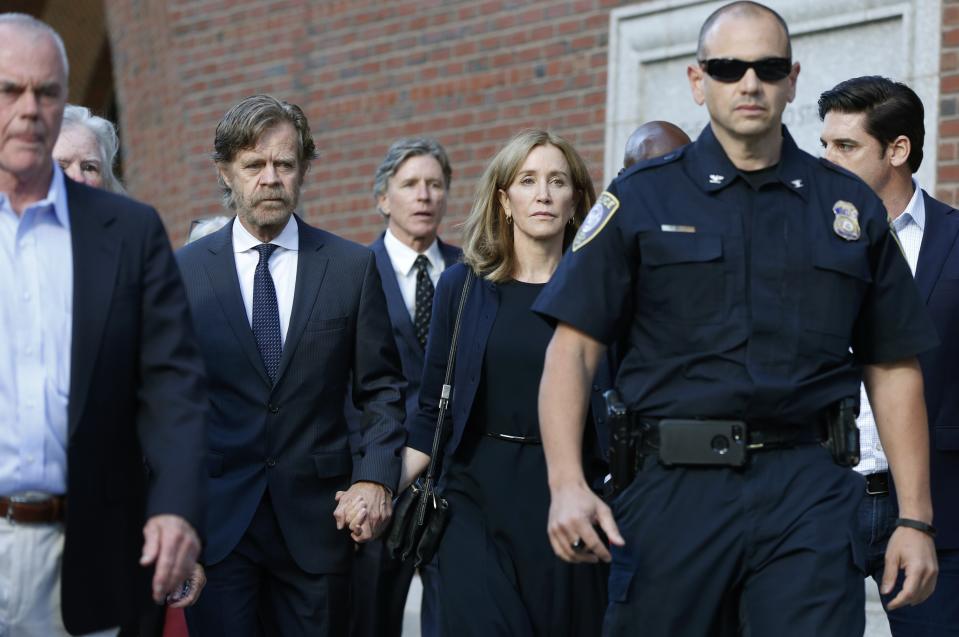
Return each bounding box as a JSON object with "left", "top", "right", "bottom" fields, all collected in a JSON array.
[{"left": 572, "top": 191, "right": 620, "bottom": 252}]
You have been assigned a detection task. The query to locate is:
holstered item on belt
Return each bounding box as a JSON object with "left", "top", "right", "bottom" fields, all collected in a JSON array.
[
  {"left": 825, "top": 396, "right": 860, "bottom": 467},
  {"left": 1, "top": 493, "right": 66, "bottom": 524},
  {"left": 605, "top": 389, "right": 637, "bottom": 497}
]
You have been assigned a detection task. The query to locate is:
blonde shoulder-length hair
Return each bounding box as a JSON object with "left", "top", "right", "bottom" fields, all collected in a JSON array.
[{"left": 461, "top": 129, "right": 596, "bottom": 282}]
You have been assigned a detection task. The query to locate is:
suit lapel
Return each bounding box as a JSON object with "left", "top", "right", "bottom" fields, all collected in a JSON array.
[
  {"left": 274, "top": 216, "right": 328, "bottom": 383},
  {"left": 916, "top": 191, "right": 959, "bottom": 303},
  {"left": 68, "top": 182, "right": 120, "bottom": 437},
  {"left": 439, "top": 238, "right": 461, "bottom": 268},
  {"left": 204, "top": 220, "right": 272, "bottom": 388},
  {"left": 372, "top": 236, "right": 418, "bottom": 347}
]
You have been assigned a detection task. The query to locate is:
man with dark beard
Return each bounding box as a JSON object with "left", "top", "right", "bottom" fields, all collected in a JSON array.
[{"left": 177, "top": 95, "right": 406, "bottom": 636}]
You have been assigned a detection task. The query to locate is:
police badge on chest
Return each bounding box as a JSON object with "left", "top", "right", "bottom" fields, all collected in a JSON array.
[{"left": 832, "top": 200, "right": 861, "bottom": 241}]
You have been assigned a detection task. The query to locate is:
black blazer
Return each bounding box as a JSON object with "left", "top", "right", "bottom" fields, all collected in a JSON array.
[
  {"left": 61, "top": 179, "right": 207, "bottom": 634},
  {"left": 176, "top": 216, "right": 406, "bottom": 574},
  {"left": 407, "top": 263, "right": 613, "bottom": 476},
  {"left": 913, "top": 191, "right": 959, "bottom": 549}
]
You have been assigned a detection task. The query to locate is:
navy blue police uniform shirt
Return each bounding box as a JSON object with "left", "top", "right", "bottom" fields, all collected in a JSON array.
[{"left": 533, "top": 124, "right": 938, "bottom": 426}]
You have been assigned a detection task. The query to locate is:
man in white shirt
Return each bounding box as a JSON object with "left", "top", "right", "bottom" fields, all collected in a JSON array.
[
  {"left": 820, "top": 75, "right": 957, "bottom": 636},
  {"left": 348, "top": 138, "right": 460, "bottom": 637},
  {"left": 178, "top": 95, "right": 406, "bottom": 637}
]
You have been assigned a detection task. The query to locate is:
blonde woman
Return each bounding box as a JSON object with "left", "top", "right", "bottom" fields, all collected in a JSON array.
[{"left": 401, "top": 130, "right": 610, "bottom": 635}]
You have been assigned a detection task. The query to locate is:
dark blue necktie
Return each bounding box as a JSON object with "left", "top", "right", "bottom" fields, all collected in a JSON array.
[
  {"left": 413, "top": 255, "right": 434, "bottom": 348},
  {"left": 252, "top": 243, "right": 282, "bottom": 382}
]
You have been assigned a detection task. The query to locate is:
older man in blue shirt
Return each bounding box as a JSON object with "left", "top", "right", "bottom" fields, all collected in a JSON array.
[
  {"left": 0, "top": 13, "right": 207, "bottom": 636},
  {"left": 0, "top": 158, "right": 72, "bottom": 496}
]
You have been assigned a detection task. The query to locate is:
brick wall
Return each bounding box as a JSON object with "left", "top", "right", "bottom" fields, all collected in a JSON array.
[
  {"left": 939, "top": 0, "right": 959, "bottom": 205},
  {"left": 105, "top": 0, "right": 959, "bottom": 239},
  {"left": 105, "top": 0, "right": 636, "bottom": 245}
]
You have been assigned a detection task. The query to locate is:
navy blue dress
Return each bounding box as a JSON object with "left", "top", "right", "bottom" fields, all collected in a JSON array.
[{"left": 409, "top": 274, "right": 607, "bottom": 636}]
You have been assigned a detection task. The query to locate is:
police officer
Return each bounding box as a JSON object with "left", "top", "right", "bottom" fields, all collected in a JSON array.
[{"left": 533, "top": 2, "right": 939, "bottom": 635}]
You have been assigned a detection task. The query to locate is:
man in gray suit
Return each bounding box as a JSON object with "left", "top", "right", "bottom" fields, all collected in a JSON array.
[{"left": 177, "top": 95, "right": 406, "bottom": 636}]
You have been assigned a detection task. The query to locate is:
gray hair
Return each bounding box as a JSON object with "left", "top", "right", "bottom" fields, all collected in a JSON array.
[
  {"left": 0, "top": 13, "right": 69, "bottom": 77},
  {"left": 213, "top": 94, "right": 316, "bottom": 210},
  {"left": 61, "top": 104, "right": 125, "bottom": 194},
  {"left": 373, "top": 137, "right": 452, "bottom": 202}
]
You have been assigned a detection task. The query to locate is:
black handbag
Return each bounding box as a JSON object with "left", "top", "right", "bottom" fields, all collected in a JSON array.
[{"left": 385, "top": 269, "right": 474, "bottom": 566}]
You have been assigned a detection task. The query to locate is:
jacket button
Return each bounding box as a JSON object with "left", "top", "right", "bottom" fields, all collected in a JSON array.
[
  {"left": 269, "top": 404, "right": 279, "bottom": 414},
  {"left": 266, "top": 457, "right": 277, "bottom": 467}
]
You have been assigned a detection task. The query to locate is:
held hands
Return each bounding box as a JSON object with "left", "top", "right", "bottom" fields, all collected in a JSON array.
[
  {"left": 881, "top": 526, "right": 938, "bottom": 610},
  {"left": 333, "top": 481, "right": 392, "bottom": 542},
  {"left": 547, "top": 482, "right": 624, "bottom": 564},
  {"left": 140, "top": 514, "right": 201, "bottom": 604}
]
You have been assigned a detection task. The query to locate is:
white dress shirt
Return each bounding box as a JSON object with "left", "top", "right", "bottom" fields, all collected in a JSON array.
[
  {"left": 233, "top": 215, "right": 298, "bottom": 345},
  {"left": 856, "top": 180, "right": 925, "bottom": 476},
  {"left": 383, "top": 228, "right": 445, "bottom": 320},
  {"left": 0, "top": 166, "right": 73, "bottom": 495}
]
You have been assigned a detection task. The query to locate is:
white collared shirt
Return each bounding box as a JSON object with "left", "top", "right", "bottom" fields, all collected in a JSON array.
[
  {"left": 0, "top": 165, "right": 73, "bottom": 495},
  {"left": 233, "top": 216, "right": 298, "bottom": 344},
  {"left": 856, "top": 180, "right": 925, "bottom": 476},
  {"left": 383, "top": 228, "right": 445, "bottom": 320}
]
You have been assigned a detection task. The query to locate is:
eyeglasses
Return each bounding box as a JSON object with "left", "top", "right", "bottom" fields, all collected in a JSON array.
[{"left": 698, "top": 57, "right": 792, "bottom": 83}]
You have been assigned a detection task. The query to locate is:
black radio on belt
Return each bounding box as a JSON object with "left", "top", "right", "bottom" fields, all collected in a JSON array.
[
  {"left": 657, "top": 419, "right": 747, "bottom": 467},
  {"left": 825, "top": 396, "right": 861, "bottom": 467}
]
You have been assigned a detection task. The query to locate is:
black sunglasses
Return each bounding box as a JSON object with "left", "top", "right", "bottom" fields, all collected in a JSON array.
[{"left": 698, "top": 57, "right": 792, "bottom": 83}]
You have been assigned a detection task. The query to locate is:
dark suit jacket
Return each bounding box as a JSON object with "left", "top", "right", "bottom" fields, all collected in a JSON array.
[
  {"left": 345, "top": 234, "right": 461, "bottom": 432},
  {"left": 914, "top": 191, "right": 959, "bottom": 549},
  {"left": 407, "top": 262, "right": 612, "bottom": 481},
  {"left": 61, "top": 179, "right": 207, "bottom": 634},
  {"left": 176, "top": 216, "right": 406, "bottom": 574}
]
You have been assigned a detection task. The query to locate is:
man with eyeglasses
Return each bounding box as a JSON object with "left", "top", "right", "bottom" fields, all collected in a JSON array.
[{"left": 533, "top": 2, "right": 938, "bottom": 635}]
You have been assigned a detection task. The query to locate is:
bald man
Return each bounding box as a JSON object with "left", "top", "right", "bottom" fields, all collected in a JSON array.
[
  {"left": 622, "top": 121, "right": 691, "bottom": 168},
  {"left": 536, "top": 2, "right": 937, "bottom": 635}
]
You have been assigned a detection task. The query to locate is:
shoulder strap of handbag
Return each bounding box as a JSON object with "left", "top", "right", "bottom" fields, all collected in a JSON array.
[{"left": 422, "top": 269, "right": 474, "bottom": 491}]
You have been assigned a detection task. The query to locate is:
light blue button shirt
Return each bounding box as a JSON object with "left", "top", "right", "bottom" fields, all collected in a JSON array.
[{"left": 0, "top": 166, "right": 73, "bottom": 495}]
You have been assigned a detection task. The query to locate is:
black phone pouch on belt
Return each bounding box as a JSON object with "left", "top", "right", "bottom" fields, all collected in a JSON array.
[{"left": 655, "top": 419, "right": 748, "bottom": 467}]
